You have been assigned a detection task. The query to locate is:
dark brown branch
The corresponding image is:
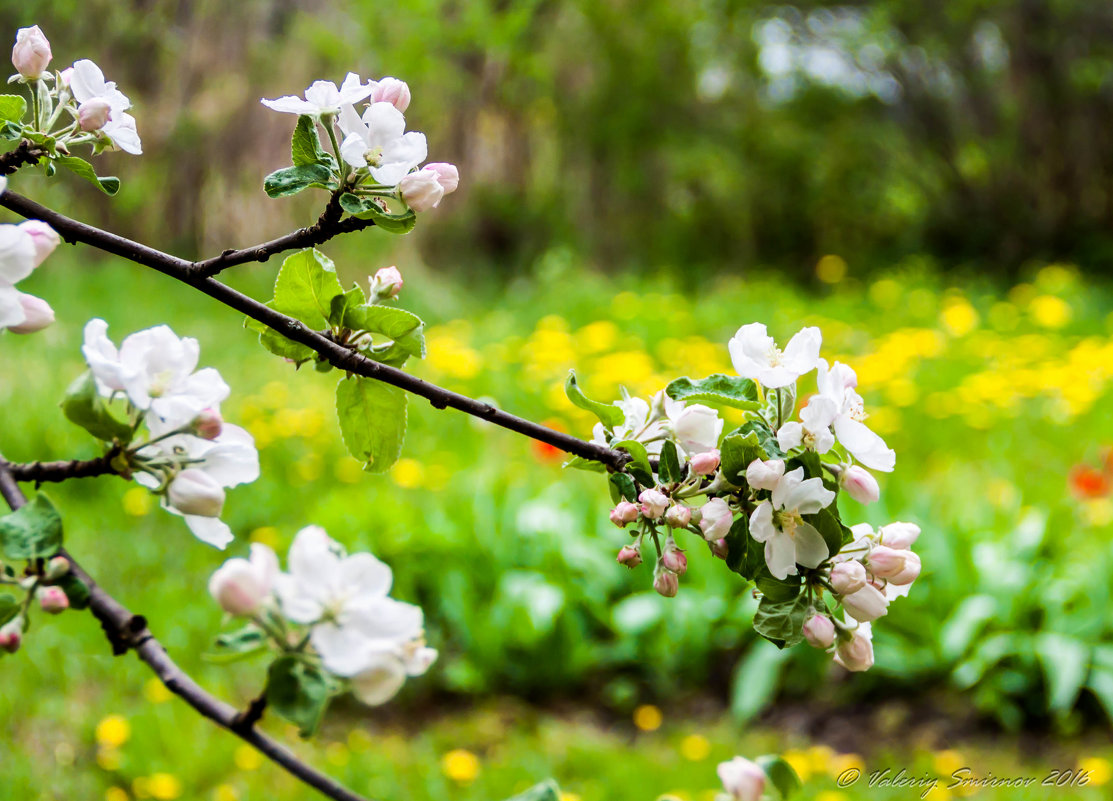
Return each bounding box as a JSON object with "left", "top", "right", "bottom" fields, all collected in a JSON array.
[
  {"left": 1, "top": 450, "right": 121, "bottom": 483},
  {"left": 0, "top": 142, "right": 45, "bottom": 175},
  {"left": 0, "top": 190, "right": 631, "bottom": 472},
  {"left": 0, "top": 462, "right": 374, "bottom": 801}
]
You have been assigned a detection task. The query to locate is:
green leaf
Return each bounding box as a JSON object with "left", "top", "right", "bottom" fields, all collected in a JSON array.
[
  {"left": 503, "top": 781, "right": 561, "bottom": 801},
  {"left": 263, "top": 164, "right": 335, "bottom": 198},
  {"left": 723, "top": 515, "right": 753, "bottom": 577},
  {"left": 205, "top": 626, "right": 268, "bottom": 663},
  {"left": 609, "top": 472, "right": 638, "bottom": 503},
  {"left": 720, "top": 431, "right": 766, "bottom": 485},
  {"left": 786, "top": 451, "right": 823, "bottom": 481},
  {"left": 666, "top": 373, "right": 761, "bottom": 411},
  {"left": 0, "top": 120, "right": 22, "bottom": 141},
  {"left": 757, "top": 755, "right": 803, "bottom": 799},
  {"left": 564, "top": 371, "right": 624, "bottom": 428},
  {"left": 736, "top": 418, "right": 785, "bottom": 459},
  {"left": 54, "top": 573, "right": 90, "bottom": 610},
  {"left": 259, "top": 326, "right": 315, "bottom": 364},
  {"left": 753, "top": 592, "right": 809, "bottom": 648},
  {"left": 336, "top": 376, "right": 408, "bottom": 473},
  {"left": 0, "top": 94, "right": 27, "bottom": 123},
  {"left": 338, "top": 193, "right": 417, "bottom": 233},
  {"left": 61, "top": 371, "right": 133, "bottom": 443},
  {"left": 613, "top": 439, "right": 653, "bottom": 487},
  {"left": 265, "top": 655, "right": 333, "bottom": 737},
  {"left": 273, "top": 249, "right": 344, "bottom": 328},
  {"left": 53, "top": 155, "right": 120, "bottom": 194},
  {"left": 0, "top": 493, "right": 62, "bottom": 561},
  {"left": 343, "top": 304, "right": 426, "bottom": 361},
  {"left": 291, "top": 115, "right": 331, "bottom": 167},
  {"left": 0, "top": 594, "right": 19, "bottom": 627},
  {"left": 327, "top": 283, "right": 367, "bottom": 328},
  {"left": 659, "top": 440, "right": 682, "bottom": 484},
  {"left": 804, "top": 507, "right": 851, "bottom": 560},
  {"left": 754, "top": 569, "right": 801, "bottom": 603},
  {"left": 562, "top": 455, "right": 606, "bottom": 473}
]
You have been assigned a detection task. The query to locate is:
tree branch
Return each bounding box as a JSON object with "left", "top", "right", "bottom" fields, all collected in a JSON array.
[
  {"left": 0, "top": 190, "right": 631, "bottom": 472},
  {"left": 0, "top": 450, "right": 121, "bottom": 483},
  {"left": 0, "top": 461, "right": 375, "bottom": 801},
  {"left": 0, "top": 142, "right": 45, "bottom": 175}
]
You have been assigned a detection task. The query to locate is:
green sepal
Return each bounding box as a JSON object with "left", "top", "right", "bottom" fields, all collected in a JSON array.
[
  {"left": 204, "top": 626, "right": 269, "bottom": 663},
  {"left": 338, "top": 193, "right": 417, "bottom": 233},
  {"left": 61, "top": 371, "right": 134, "bottom": 443},
  {"left": 0, "top": 493, "right": 62, "bottom": 561},
  {"left": 665, "top": 374, "right": 761, "bottom": 411},
  {"left": 613, "top": 439, "right": 653, "bottom": 487},
  {"left": 265, "top": 655, "right": 334, "bottom": 738},
  {"left": 562, "top": 455, "right": 606, "bottom": 473},
  {"left": 564, "top": 371, "right": 624, "bottom": 428}
]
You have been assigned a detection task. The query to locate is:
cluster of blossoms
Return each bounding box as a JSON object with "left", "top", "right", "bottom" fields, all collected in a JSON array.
[
  {"left": 0, "top": 554, "right": 75, "bottom": 655},
  {"left": 261, "top": 72, "right": 458, "bottom": 212},
  {"left": 77, "top": 320, "right": 259, "bottom": 548},
  {"left": 586, "top": 322, "right": 921, "bottom": 671},
  {"left": 10, "top": 26, "right": 141, "bottom": 154},
  {"left": 0, "top": 180, "right": 60, "bottom": 334},
  {"left": 209, "top": 526, "right": 436, "bottom": 706}
]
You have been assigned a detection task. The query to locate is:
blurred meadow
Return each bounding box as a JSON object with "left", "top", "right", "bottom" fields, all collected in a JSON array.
[{"left": 3, "top": 1, "right": 1113, "bottom": 800}]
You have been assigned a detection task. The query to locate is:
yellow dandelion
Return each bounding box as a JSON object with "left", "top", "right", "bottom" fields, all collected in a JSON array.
[
  {"left": 1079, "top": 756, "right": 1112, "bottom": 786},
  {"left": 806, "top": 744, "right": 835, "bottom": 774},
  {"left": 233, "top": 744, "right": 262, "bottom": 771},
  {"left": 97, "top": 747, "right": 121, "bottom": 771},
  {"left": 940, "top": 299, "right": 979, "bottom": 337},
  {"left": 680, "top": 734, "right": 711, "bottom": 761},
  {"left": 816, "top": 254, "right": 848, "bottom": 284},
  {"left": 633, "top": 704, "right": 663, "bottom": 732},
  {"left": 817, "top": 792, "right": 850, "bottom": 801},
  {"left": 122, "top": 487, "right": 152, "bottom": 517},
  {"left": 143, "top": 678, "right": 173, "bottom": 704},
  {"left": 441, "top": 749, "right": 481, "bottom": 784},
  {"left": 560, "top": 793, "right": 582, "bottom": 801},
  {"left": 105, "top": 788, "right": 129, "bottom": 801},
  {"left": 147, "top": 773, "right": 182, "bottom": 800},
  {"left": 213, "top": 785, "right": 240, "bottom": 801},
  {"left": 782, "top": 749, "right": 812, "bottom": 782},
  {"left": 96, "top": 715, "right": 131, "bottom": 748},
  {"left": 829, "top": 752, "right": 865, "bottom": 778},
  {"left": 932, "top": 750, "right": 964, "bottom": 777},
  {"left": 391, "top": 458, "right": 424, "bottom": 489},
  {"left": 1029, "top": 294, "right": 1071, "bottom": 329}
]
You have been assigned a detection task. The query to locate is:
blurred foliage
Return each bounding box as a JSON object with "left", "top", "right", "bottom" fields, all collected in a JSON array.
[{"left": 4, "top": 1, "right": 1113, "bottom": 276}]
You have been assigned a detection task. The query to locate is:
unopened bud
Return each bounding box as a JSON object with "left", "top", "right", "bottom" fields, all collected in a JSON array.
[
  {"left": 867, "top": 545, "right": 908, "bottom": 579},
  {"left": 167, "top": 469, "right": 225, "bottom": 517},
  {"left": 424, "top": 162, "right": 459, "bottom": 195},
  {"left": 370, "top": 265, "right": 403, "bottom": 300},
  {"left": 697, "top": 497, "right": 732, "bottom": 540},
  {"left": 718, "top": 756, "right": 767, "bottom": 801},
  {"left": 638, "top": 488, "right": 669, "bottom": 520},
  {"left": 709, "top": 537, "right": 729, "bottom": 559},
  {"left": 370, "top": 77, "right": 411, "bottom": 112},
  {"left": 45, "top": 555, "right": 70, "bottom": 580},
  {"left": 834, "top": 625, "right": 874, "bottom": 672},
  {"left": 689, "top": 449, "right": 720, "bottom": 476},
  {"left": 192, "top": 408, "right": 223, "bottom": 440},
  {"left": 746, "top": 458, "right": 785, "bottom": 491},
  {"left": 0, "top": 617, "right": 22, "bottom": 653},
  {"left": 208, "top": 544, "right": 277, "bottom": 616},
  {"left": 879, "top": 522, "right": 921, "bottom": 550},
  {"left": 78, "top": 98, "right": 112, "bottom": 131},
  {"left": 17, "top": 220, "right": 60, "bottom": 268},
  {"left": 830, "top": 560, "right": 867, "bottom": 595},
  {"left": 37, "top": 585, "right": 69, "bottom": 614},
  {"left": 840, "top": 464, "right": 880, "bottom": 504},
  {"left": 12, "top": 26, "right": 51, "bottom": 80},
  {"left": 889, "top": 550, "right": 921, "bottom": 585},
  {"left": 664, "top": 504, "right": 692, "bottom": 529},
  {"left": 616, "top": 545, "right": 642, "bottom": 568},
  {"left": 610, "top": 501, "right": 640, "bottom": 527},
  {"left": 653, "top": 565, "right": 679, "bottom": 598},
  {"left": 8, "top": 293, "right": 54, "bottom": 334},
  {"left": 398, "top": 169, "right": 445, "bottom": 212},
  {"left": 661, "top": 546, "right": 687, "bottom": 575},
  {"left": 841, "top": 584, "right": 889, "bottom": 622},
  {"left": 803, "top": 613, "right": 835, "bottom": 649}
]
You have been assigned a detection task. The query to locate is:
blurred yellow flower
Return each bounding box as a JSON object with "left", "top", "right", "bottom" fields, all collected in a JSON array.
[
  {"left": 1079, "top": 756, "right": 1112, "bottom": 786},
  {"left": 249, "top": 526, "right": 280, "bottom": 548},
  {"left": 105, "top": 788, "right": 129, "bottom": 801},
  {"left": 932, "top": 750, "right": 964, "bottom": 776},
  {"left": 940, "top": 299, "right": 979, "bottom": 337},
  {"left": 122, "top": 487, "right": 152, "bottom": 517},
  {"left": 147, "top": 773, "right": 182, "bottom": 800},
  {"left": 234, "top": 744, "right": 262, "bottom": 771},
  {"left": 391, "top": 458, "right": 425, "bottom": 489},
  {"left": 213, "top": 785, "right": 240, "bottom": 801},
  {"left": 575, "top": 320, "right": 620, "bottom": 353},
  {"left": 97, "top": 746, "right": 121, "bottom": 771},
  {"left": 816, "top": 792, "right": 850, "bottom": 801},
  {"left": 426, "top": 328, "right": 483, "bottom": 380},
  {"left": 326, "top": 742, "right": 350, "bottom": 767},
  {"left": 560, "top": 793, "right": 582, "bottom": 801},
  {"left": 143, "top": 677, "right": 172, "bottom": 704},
  {"left": 96, "top": 715, "right": 131, "bottom": 748},
  {"left": 829, "top": 752, "right": 865, "bottom": 778},
  {"left": 816, "top": 254, "right": 848, "bottom": 284},
  {"left": 680, "top": 734, "right": 711, "bottom": 761},
  {"left": 633, "top": 704, "right": 663, "bottom": 732},
  {"left": 805, "top": 744, "right": 835, "bottom": 774},
  {"left": 442, "top": 749, "right": 481, "bottom": 784},
  {"left": 1029, "top": 294, "right": 1072, "bottom": 329},
  {"left": 782, "top": 749, "right": 812, "bottom": 782}
]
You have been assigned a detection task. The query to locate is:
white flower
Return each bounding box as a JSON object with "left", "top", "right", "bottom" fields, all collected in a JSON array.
[
  {"left": 591, "top": 394, "right": 665, "bottom": 455},
  {"left": 666, "top": 401, "right": 722, "bottom": 457},
  {"left": 728, "top": 323, "right": 822, "bottom": 389},
  {"left": 274, "top": 527, "right": 424, "bottom": 676},
  {"left": 7, "top": 293, "right": 54, "bottom": 334},
  {"left": 12, "top": 26, "right": 51, "bottom": 80},
  {"left": 815, "top": 359, "right": 895, "bottom": 472},
  {"left": 81, "top": 319, "right": 230, "bottom": 433},
  {"left": 135, "top": 424, "right": 260, "bottom": 548},
  {"left": 349, "top": 640, "right": 437, "bottom": 706},
  {"left": 698, "top": 497, "right": 733, "bottom": 540},
  {"left": 841, "top": 583, "right": 889, "bottom": 622},
  {"left": 398, "top": 168, "right": 444, "bottom": 211},
  {"left": 717, "top": 756, "right": 767, "bottom": 801},
  {"left": 839, "top": 464, "right": 880, "bottom": 504},
  {"left": 261, "top": 72, "right": 371, "bottom": 117},
  {"left": 776, "top": 395, "right": 838, "bottom": 454},
  {"left": 18, "top": 220, "right": 60, "bottom": 268},
  {"left": 748, "top": 467, "right": 835, "bottom": 580},
  {"left": 209, "top": 543, "right": 278, "bottom": 616},
  {"left": 69, "top": 60, "right": 141, "bottom": 155},
  {"left": 167, "top": 468, "right": 225, "bottom": 517},
  {"left": 0, "top": 223, "right": 48, "bottom": 331},
  {"left": 337, "top": 102, "right": 427, "bottom": 186},
  {"left": 745, "top": 458, "right": 784, "bottom": 491},
  {"left": 879, "top": 521, "right": 920, "bottom": 550}
]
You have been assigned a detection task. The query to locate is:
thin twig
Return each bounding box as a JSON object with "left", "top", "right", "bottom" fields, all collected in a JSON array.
[
  {"left": 0, "top": 450, "right": 121, "bottom": 483},
  {"left": 0, "top": 462, "right": 374, "bottom": 801},
  {"left": 0, "top": 190, "right": 631, "bottom": 472}
]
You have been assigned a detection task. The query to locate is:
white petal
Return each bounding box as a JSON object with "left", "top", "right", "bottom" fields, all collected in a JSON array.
[
  {"left": 345, "top": 597, "right": 423, "bottom": 643},
  {"left": 104, "top": 114, "right": 141, "bottom": 155},
  {"left": 363, "top": 102, "right": 406, "bottom": 147},
  {"left": 338, "top": 552, "right": 393, "bottom": 598},
  {"left": 793, "top": 522, "right": 829, "bottom": 568},
  {"left": 274, "top": 573, "right": 325, "bottom": 623},
  {"left": 781, "top": 326, "right": 822, "bottom": 375},
  {"left": 800, "top": 395, "right": 838, "bottom": 430},
  {"left": 350, "top": 650, "right": 408, "bottom": 705},
  {"left": 0, "top": 285, "right": 25, "bottom": 328},
  {"left": 748, "top": 501, "right": 776, "bottom": 543},
  {"left": 834, "top": 416, "right": 896, "bottom": 472},
  {"left": 184, "top": 515, "right": 234, "bottom": 549},
  {"left": 311, "top": 621, "right": 375, "bottom": 676},
  {"left": 782, "top": 475, "right": 835, "bottom": 515},
  {"left": 302, "top": 80, "right": 340, "bottom": 111},
  {"left": 69, "top": 59, "right": 107, "bottom": 104},
  {"left": 337, "top": 72, "right": 372, "bottom": 104},
  {"left": 771, "top": 466, "right": 805, "bottom": 510},
  {"left": 199, "top": 424, "right": 260, "bottom": 487},
  {"left": 777, "top": 422, "right": 803, "bottom": 452},
  {"left": 371, "top": 132, "right": 428, "bottom": 186},
  {"left": 261, "top": 95, "right": 316, "bottom": 115},
  {"left": 339, "top": 132, "right": 368, "bottom": 168},
  {"left": 337, "top": 103, "right": 367, "bottom": 138},
  {"left": 764, "top": 531, "right": 797, "bottom": 579},
  {"left": 0, "top": 225, "right": 36, "bottom": 284}
]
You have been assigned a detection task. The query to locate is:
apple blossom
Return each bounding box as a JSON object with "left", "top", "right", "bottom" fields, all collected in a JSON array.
[
  {"left": 368, "top": 76, "right": 411, "bottom": 112},
  {"left": 349, "top": 640, "right": 437, "bottom": 706},
  {"left": 616, "top": 544, "right": 642, "bottom": 567},
  {"left": 690, "top": 449, "right": 720, "bottom": 476},
  {"left": 423, "top": 162, "right": 459, "bottom": 194},
  {"left": 0, "top": 617, "right": 22, "bottom": 653},
  {"left": 37, "top": 586, "right": 69, "bottom": 614},
  {"left": 840, "top": 464, "right": 880, "bottom": 504},
  {"left": 591, "top": 393, "right": 667, "bottom": 455},
  {"left": 208, "top": 543, "right": 279, "bottom": 616},
  {"left": 661, "top": 541, "right": 687, "bottom": 575},
  {"left": 830, "top": 560, "right": 867, "bottom": 595},
  {"left": 666, "top": 401, "right": 723, "bottom": 457},
  {"left": 776, "top": 395, "right": 837, "bottom": 454},
  {"left": 653, "top": 564, "right": 679, "bottom": 597},
  {"left": 261, "top": 72, "right": 372, "bottom": 117},
  {"left": 664, "top": 504, "right": 692, "bottom": 529},
  {"left": 167, "top": 469, "right": 226, "bottom": 517},
  {"left": 12, "top": 26, "right": 51, "bottom": 80},
  {"left": 815, "top": 359, "right": 895, "bottom": 472},
  {"left": 749, "top": 467, "right": 835, "bottom": 580},
  {"left": 879, "top": 521, "right": 920, "bottom": 550},
  {"left": 638, "top": 488, "right": 669, "bottom": 520},
  {"left": 841, "top": 584, "right": 889, "bottom": 622},
  {"left": 717, "top": 756, "right": 766, "bottom": 801},
  {"left": 77, "top": 98, "right": 112, "bottom": 132},
  {"left": 803, "top": 613, "right": 835, "bottom": 648},
  {"left": 698, "top": 497, "right": 733, "bottom": 540},
  {"left": 18, "top": 220, "right": 59, "bottom": 268},
  {"left": 834, "top": 622, "right": 874, "bottom": 671},
  {"left": 369, "top": 266, "right": 403, "bottom": 301},
  {"left": 0, "top": 224, "right": 37, "bottom": 287},
  {"left": 69, "top": 60, "right": 142, "bottom": 155},
  {"left": 398, "top": 169, "right": 445, "bottom": 212},
  {"left": 889, "top": 550, "right": 921, "bottom": 585},
  {"left": 7, "top": 293, "right": 54, "bottom": 334},
  {"left": 745, "top": 458, "right": 784, "bottom": 491},
  {"left": 728, "top": 322, "right": 822, "bottom": 389},
  {"left": 610, "top": 501, "right": 640, "bottom": 526},
  {"left": 867, "top": 545, "right": 909, "bottom": 579},
  {"left": 337, "top": 102, "right": 427, "bottom": 186}
]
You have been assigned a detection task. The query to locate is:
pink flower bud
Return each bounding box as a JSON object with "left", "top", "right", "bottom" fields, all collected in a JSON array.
[
  {"left": 867, "top": 545, "right": 908, "bottom": 579},
  {"left": 638, "top": 488, "right": 669, "bottom": 520},
  {"left": 709, "top": 537, "right": 729, "bottom": 559},
  {"left": 840, "top": 465, "right": 880, "bottom": 504},
  {"left": 664, "top": 504, "right": 692, "bottom": 528},
  {"left": 830, "top": 560, "right": 867, "bottom": 595},
  {"left": 58, "top": 67, "right": 72, "bottom": 87},
  {"left": 37, "top": 585, "right": 69, "bottom": 614},
  {"left": 616, "top": 544, "right": 642, "bottom": 568},
  {"left": 370, "top": 77, "right": 411, "bottom": 112},
  {"left": 889, "top": 550, "right": 921, "bottom": 585},
  {"left": 879, "top": 522, "right": 921, "bottom": 550},
  {"left": 208, "top": 544, "right": 278, "bottom": 616},
  {"left": 424, "top": 162, "right": 459, "bottom": 195},
  {"left": 17, "top": 220, "right": 60, "bottom": 268},
  {"left": 717, "top": 756, "right": 767, "bottom": 801},
  {"left": 653, "top": 565, "right": 679, "bottom": 598},
  {"left": 834, "top": 625, "right": 874, "bottom": 671},
  {"left": 698, "top": 497, "right": 733, "bottom": 540},
  {"left": 661, "top": 546, "right": 687, "bottom": 575},
  {"left": 370, "top": 265, "right": 404, "bottom": 300},
  {"left": 7, "top": 293, "right": 54, "bottom": 334},
  {"left": 689, "top": 449, "right": 720, "bottom": 476},
  {"left": 12, "top": 26, "right": 51, "bottom": 80},
  {"left": 192, "top": 408, "right": 223, "bottom": 440},
  {"left": 398, "top": 169, "right": 445, "bottom": 212},
  {"left": 0, "top": 617, "right": 22, "bottom": 653},
  {"left": 44, "top": 555, "right": 70, "bottom": 580},
  {"left": 841, "top": 584, "right": 889, "bottom": 622},
  {"left": 167, "top": 469, "right": 225, "bottom": 517},
  {"left": 803, "top": 613, "right": 835, "bottom": 649},
  {"left": 609, "top": 501, "right": 640, "bottom": 527},
  {"left": 77, "top": 98, "right": 112, "bottom": 132},
  {"left": 746, "top": 458, "right": 785, "bottom": 491}
]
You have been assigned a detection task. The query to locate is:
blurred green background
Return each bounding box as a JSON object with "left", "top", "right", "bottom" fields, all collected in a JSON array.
[{"left": 3, "top": 1, "right": 1113, "bottom": 800}]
